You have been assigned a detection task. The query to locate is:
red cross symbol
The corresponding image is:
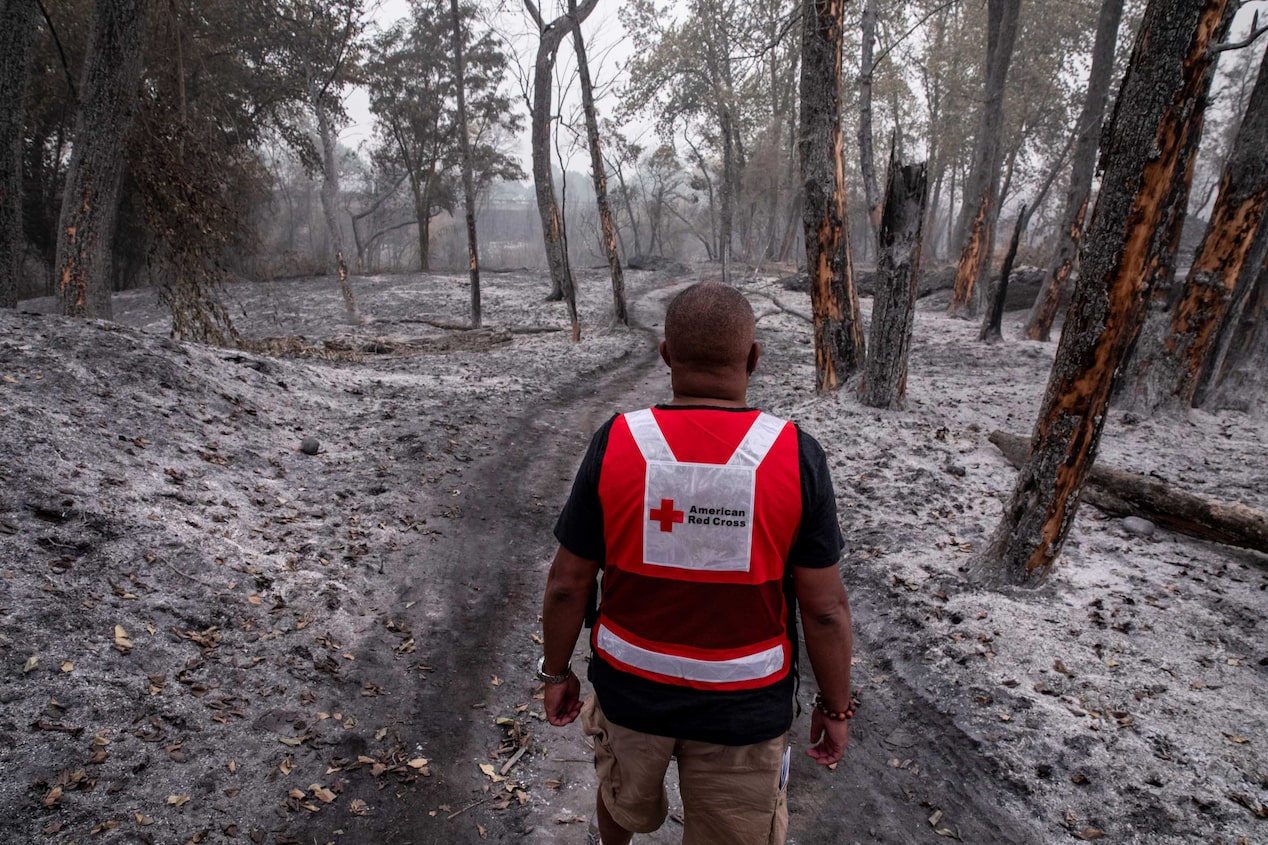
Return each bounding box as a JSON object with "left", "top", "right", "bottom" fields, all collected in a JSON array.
[{"left": 649, "top": 498, "right": 684, "bottom": 533}]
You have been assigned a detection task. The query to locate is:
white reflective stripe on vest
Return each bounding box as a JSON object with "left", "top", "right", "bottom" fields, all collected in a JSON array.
[
  {"left": 624, "top": 408, "right": 674, "bottom": 462},
  {"left": 727, "top": 412, "right": 785, "bottom": 467},
  {"left": 624, "top": 408, "right": 785, "bottom": 467},
  {"left": 596, "top": 622, "right": 785, "bottom": 684}
]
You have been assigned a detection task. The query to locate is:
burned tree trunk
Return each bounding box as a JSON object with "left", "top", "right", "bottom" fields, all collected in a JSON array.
[
  {"left": 449, "top": 0, "right": 481, "bottom": 329},
  {"left": 799, "top": 0, "right": 865, "bottom": 392},
  {"left": 974, "top": 0, "right": 1236, "bottom": 586},
  {"left": 859, "top": 155, "right": 927, "bottom": 409},
  {"left": 1023, "top": 0, "right": 1125, "bottom": 342},
  {"left": 857, "top": 0, "right": 883, "bottom": 241},
  {"left": 1120, "top": 40, "right": 1268, "bottom": 413},
  {"left": 523, "top": 0, "right": 597, "bottom": 341},
  {"left": 54, "top": 0, "right": 147, "bottom": 319},
  {"left": 313, "top": 96, "right": 358, "bottom": 323},
  {"left": 1202, "top": 255, "right": 1268, "bottom": 413},
  {"left": 948, "top": 0, "right": 1021, "bottom": 318},
  {"left": 570, "top": 0, "right": 627, "bottom": 327},
  {"left": 980, "top": 204, "right": 1027, "bottom": 343},
  {"left": 1195, "top": 221, "right": 1268, "bottom": 406},
  {"left": 0, "top": 0, "right": 36, "bottom": 308}
]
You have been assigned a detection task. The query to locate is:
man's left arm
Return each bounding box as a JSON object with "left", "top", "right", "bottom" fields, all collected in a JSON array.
[{"left": 541, "top": 544, "right": 600, "bottom": 726}]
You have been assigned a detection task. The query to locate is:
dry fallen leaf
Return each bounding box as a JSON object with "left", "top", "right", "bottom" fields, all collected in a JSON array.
[
  {"left": 349, "top": 799, "right": 369, "bottom": 816},
  {"left": 113, "top": 625, "right": 133, "bottom": 652},
  {"left": 407, "top": 758, "right": 430, "bottom": 769},
  {"left": 1072, "top": 828, "right": 1104, "bottom": 840},
  {"left": 135, "top": 813, "right": 154, "bottom": 826},
  {"left": 478, "top": 763, "right": 506, "bottom": 783},
  {"left": 289, "top": 789, "right": 306, "bottom": 799},
  {"left": 167, "top": 794, "right": 191, "bottom": 807},
  {"left": 42, "top": 786, "right": 62, "bottom": 808},
  {"left": 23, "top": 656, "right": 38, "bottom": 674},
  {"left": 310, "top": 785, "right": 336, "bottom": 804},
  {"left": 60, "top": 661, "right": 73, "bottom": 673}
]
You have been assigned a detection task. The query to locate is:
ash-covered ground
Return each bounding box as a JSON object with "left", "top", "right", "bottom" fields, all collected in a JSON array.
[{"left": 1, "top": 267, "right": 1265, "bottom": 845}]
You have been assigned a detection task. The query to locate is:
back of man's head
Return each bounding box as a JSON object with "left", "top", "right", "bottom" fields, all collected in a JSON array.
[{"left": 663, "top": 283, "right": 756, "bottom": 372}]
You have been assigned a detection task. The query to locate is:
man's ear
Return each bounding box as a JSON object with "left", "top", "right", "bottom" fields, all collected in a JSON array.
[
  {"left": 659, "top": 340, "right": 672, "bottom": 368},
  {"left": 746, "top": 342, "right": 761, "bottom": 375}
]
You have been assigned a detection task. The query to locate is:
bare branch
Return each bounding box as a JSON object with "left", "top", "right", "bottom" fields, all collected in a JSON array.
[{"left": 1211, "top": 14, "right": 1267, "bottom": 53}]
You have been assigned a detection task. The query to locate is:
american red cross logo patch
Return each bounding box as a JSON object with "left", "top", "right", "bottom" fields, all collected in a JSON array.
[{"left": 649, "top": 498, "right": 684, "bottom": 533}]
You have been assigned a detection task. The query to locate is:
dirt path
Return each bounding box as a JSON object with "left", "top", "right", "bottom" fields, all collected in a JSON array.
[{"left": 285, "top": 279, "right": 1043, "bottom": 844}]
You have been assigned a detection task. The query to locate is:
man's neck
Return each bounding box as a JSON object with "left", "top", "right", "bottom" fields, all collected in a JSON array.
[{"left": 665, "top": 394, "right": 749, "bottom": 409}]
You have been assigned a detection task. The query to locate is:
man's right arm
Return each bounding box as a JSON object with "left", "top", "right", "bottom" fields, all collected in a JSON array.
[{"left": 793, "top": 564, "right": 853, "bottom": 765}]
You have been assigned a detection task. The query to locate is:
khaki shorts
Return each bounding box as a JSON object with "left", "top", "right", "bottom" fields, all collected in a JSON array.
[{"left": 581, "top": 696, "right": 789, "bottom": 845}]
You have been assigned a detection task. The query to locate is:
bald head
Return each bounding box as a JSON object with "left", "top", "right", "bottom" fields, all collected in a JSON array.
[
  {"left": 663, "top": 283, "right": 756, "bottom": 372},
  {"left": 660, "top": 283, "right": 759, "bottom": 405}
]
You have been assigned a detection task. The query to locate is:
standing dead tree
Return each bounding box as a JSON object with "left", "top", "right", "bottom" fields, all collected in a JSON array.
[
  {"left": 1118, "top": 37, "right": 1268, "bottom": 414},
  {"left": 1200, "top": 254, "right": 1267, "bottom": 412},
  {"left": 979, "top": 203, "right": 1026, "bottom": 343},
  {"left": 1196, "top": 217, "right": 1268, "bottom": 406},
  {"left": 857, "top": 0, "right": 883, "bottom": 242},
  {"left": 799, "top": 0, "right": 865, "bottom": 392},
  {"left": 948, "top": 0, "right": 1021, "bottom": 319},
  {"left": 1023, "top": 0, "right": 1126, "bottom": 341},
  {"left": 0, "top": 0, "right": 37, "bottom": 309},
  {"left": 523, "top": 0, "right": 598, "bottom": 341},
  {"left": 570, "top": 0, "right": 627, "bottom": 327},
  {"left": 859, "top": 153, "right": 927, "bottom": 409},
  {"left": 973, "top": 0, "right": 1236, "bottom": 586},
  {"left": 449, "top": 0, "right": 482, "bottom": 329},
  {"left": 54, "top": 0, "right": 148, "bottom": 319}
]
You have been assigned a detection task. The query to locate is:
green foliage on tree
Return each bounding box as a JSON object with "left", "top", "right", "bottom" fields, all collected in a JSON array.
[{"left": 364, "top": 0, "right": 523, "bottom": 272}]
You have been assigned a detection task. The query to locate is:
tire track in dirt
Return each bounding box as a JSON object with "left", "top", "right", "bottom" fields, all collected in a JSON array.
[{"left": 285, "top": 280, "right": 677, "bottom": 844}]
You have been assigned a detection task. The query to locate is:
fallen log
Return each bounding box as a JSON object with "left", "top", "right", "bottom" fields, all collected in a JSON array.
[{"left": 988, "top": 430, "right": 1268, "bottom": 553}]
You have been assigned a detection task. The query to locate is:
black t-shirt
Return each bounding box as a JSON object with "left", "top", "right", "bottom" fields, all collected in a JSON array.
[{"left": 553, "top": 405, "right": 843, "bottom": 745}]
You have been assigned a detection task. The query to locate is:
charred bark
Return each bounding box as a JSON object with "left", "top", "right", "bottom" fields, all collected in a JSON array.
[
  {"left": 1024, "top": 0, "right": 1126, "bottom": 341},
  {"left": 54, "top": 0, "right": 147, "bottom": 319},
  {"left": 450, "top": 0, "right": 481, "bottom": 329},
  {"left": 0, "top": 0, "right": 35, "bottom": 303},
  {"left": 1202, "top": 253, "right": 1267, "bottom": 413},
  {"left": 989, "top": 431, "right": 1268, "bottom": 554},
  {"left": 1195, "top": 220, "right": 1268, "bottom": 406},
  {"left": 799, "top": 0, "right": 865, "bottom": 391},
  {"left": 570, "top": 0, "right": 626, "bottom": 327},
  {"left": 948, "top": 0, "right": 1021, "bottom": 318},
  {"left": 857, "top": 0, "right": 883, "bottom": 241},
  {"left": 974, "top": 0, "right": 1236, "bottom": 586},
  {"left": 859, "top": 155, "right": 927, "bottom": 409},
  {"left": 1121, "top": 40, "right": 1268, "bottom": 413},
  {"left": 0, "top": 0, "right": 36, "bottom": 308},
  {"left": 979, "top": 204, "right": 1026, "bottom": 343}
]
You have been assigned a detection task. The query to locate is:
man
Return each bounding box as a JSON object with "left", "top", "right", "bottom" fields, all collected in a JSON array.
[{"left": 540, "top": 282, "right": 854, "bottom": 845}]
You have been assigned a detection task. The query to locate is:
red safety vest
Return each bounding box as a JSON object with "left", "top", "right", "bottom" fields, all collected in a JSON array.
[{"left": 593, "top": 407, "right": 802, "bottom": 691}]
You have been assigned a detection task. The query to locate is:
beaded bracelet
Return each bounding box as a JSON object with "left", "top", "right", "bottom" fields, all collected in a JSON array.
[{"left": 812, "top": 691, "right": 859, "bottom": 722}]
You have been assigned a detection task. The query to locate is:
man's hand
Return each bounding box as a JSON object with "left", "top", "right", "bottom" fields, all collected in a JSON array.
[
  {"left": 544, "top": 673, "right": 582, "bottom": 726},
  {"left": 805, "top": 708, "right": 849, "bottom": 765}
]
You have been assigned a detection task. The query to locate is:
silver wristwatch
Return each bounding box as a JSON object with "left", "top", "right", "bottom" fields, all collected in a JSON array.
[{"left": 536, "top": 655, "right": 573, "bottom": 684}]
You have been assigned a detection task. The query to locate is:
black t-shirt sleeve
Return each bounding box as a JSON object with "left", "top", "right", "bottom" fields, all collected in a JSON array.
[
  {"left": 552, "top": 415, "right": 616, "bottom": 562},
  {"left": 790, "top": 426, "right": 843, "bottom": 569}
]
